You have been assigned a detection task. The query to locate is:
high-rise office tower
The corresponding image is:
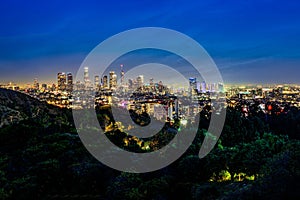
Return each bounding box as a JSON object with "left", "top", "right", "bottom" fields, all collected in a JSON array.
[
  {"left": 33, "top": 78, "right": 39, "bottom": 90},
  {"left": 84, "top": 66, "right": 90, "bottom": 87},
  {"left": 189, "top": 77, "right": 197, "bottom": 96},
  {"left": 208, "top": 83, "right": 215, "bottom": 92},
  {"left": 128, "top": 79, "right": 134, "bottom": 89},
  {"left": 196, "top": 82, "right": 201, "bottom": 93},
  {"left": 137, "top": 75, "right": 144, "bottom": 88},
  {"left": 57, "top": 72, "right": 67, "bottom": 91},
  {"left": 158, "top": 81, "right": 163, "bottom": 92},
  {"left": 102, "top": 75, "right": 108, "bottom": 89},
  {"left": 201, "top": 81, "right": 207, "bottom": 93},
  {"left": 120, "top": 64, "right": 125, "bottom": 86},
  {"left": 218, "top": 82, "right": 224, "bottom": 93},
  {"left": 67, "top": 73, "right": 73, "bottom": 92},
  {"left": 109, "top": 71, "right": 117, "bottom": 89},
  {"left": 210, "top": 83, "right": 216, "bottom": 92},
  {"left": 94, "top": 75, "right": 100, "bottom": 89},
  {"left": 150, "top": 78, "right": 154, "bottom": 86}
]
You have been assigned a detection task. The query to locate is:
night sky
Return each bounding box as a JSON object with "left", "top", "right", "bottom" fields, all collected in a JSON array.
[{"left": 0, "top": 0, "right": 300, "bottom": 85}]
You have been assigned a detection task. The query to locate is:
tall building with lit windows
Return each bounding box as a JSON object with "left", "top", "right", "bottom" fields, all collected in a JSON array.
[
  {"left": 84, "top": 67, "right": 89, "bottom": 82},
  {"left": 33, "top": 78, "right": 39, "bottom": 90},
  {"left": 83, "top": 66, "right": 91, "bottom": 87},
  {"left": 201, "top": 81, "right": 207, "bottom": 93},
  {"left": 102, "top": 75, "right": 108, "bottom": 89},
  {"left": 189, "top": 77, "right": 197, "bottom": 96},
  {"left": 109, "top": 71, "right": 117, "bottom": 89},
  {"left": 57, "top": 72, "right": 67, "bottom": 91},
  {"left": 120, "top": 64, "right": 125, "bottom": 86},
  {"left": 94, "top": 75, "right": 100, "bottom": 89},
  {"left": 128, "top": 79, "right": 134, "bottom": 89},
  {"left": 67, "top": 73, "right": 73, "bottom": 92},
  {"left": 137, "top": 75, "right": 144, "bottom": 88},
  {"left": 218, "top": 82, "right": 224, "bottom": 93}
]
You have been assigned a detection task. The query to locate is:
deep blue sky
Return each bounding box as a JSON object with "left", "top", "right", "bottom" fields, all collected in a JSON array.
[{"left": 0, "top": 0, "right": 299, "bottom": 85}]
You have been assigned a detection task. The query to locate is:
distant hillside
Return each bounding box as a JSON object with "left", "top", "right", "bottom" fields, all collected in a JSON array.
[
  {"left": 0, "top": 88, "right": 71, "bottom": 128},
  {"left": 0, "top": 88, "right": 75, "bottom": 151}
]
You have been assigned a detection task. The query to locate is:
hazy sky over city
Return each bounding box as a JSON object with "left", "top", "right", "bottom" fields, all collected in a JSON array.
[{"left": 0, "top": 0, "right": 300, "bottom": 85}]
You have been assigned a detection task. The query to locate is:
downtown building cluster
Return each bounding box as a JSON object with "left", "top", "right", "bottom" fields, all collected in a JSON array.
[{"left": 2, "top": 67, "right": 300, "bottom": 123}]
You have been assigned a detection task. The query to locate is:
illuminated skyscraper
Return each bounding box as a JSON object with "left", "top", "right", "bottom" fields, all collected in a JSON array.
[
  {"left": 84, "top": 66, "right": 90, "bottom": 87},
  {"left": 218, "top": 82, "right": 224, "bottom": 93},
  {"left": 67, "top": 73, "right": 73, "bottom": 92},
  {"left": 94, "top": 75, "right": 100, "bottom": 89},
  {"left": 211, "top": 83, "right": 217, "bottom": 92},
  {"left": 120, "top": 64, "right": 125, "bottom": 86},
  {"left": 150, "top": 78, "right": 154, "bottom": 86},
  {"left": 57, "top": 72, "right": 67, "bottom": 91},
  {"left": 158, "top": 81, "right": 164, "bottom": 92},
  {"left": 33, "top": 78, "right": 39, "bottom": 90},
  {"left": 128, "top": 79, "right": 134, "bottom": 89},
  {"left": 102, "top": 75, "right": 108, "bottom": 89},
  {"left": 109, "top": 71, "right": 117, "bottom": 89},
  {"left": 137, "top": 75, "right": 144, "bottom": 88},
  {"left": 196, "top": 82, "right": 201, "bottom": 93},
  {"left": 201, "top": 81, "right": 207, "bottom": 93},
  {"left": 189, "top": 77, "right": 197, "bottom": 96}
]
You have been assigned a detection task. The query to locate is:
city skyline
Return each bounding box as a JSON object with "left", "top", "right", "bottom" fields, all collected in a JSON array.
[
  {"left": 1, "top": 1, "right": 300, "bottom": 199},
  {"left": 4, "top": 65, "right": 300, "bottom": 90},
  {"left": 0, "top": 1, "right": 300, "bottom": 85},
  {"left": 4, "top": 64, "right": 299, "bottom": 119}
]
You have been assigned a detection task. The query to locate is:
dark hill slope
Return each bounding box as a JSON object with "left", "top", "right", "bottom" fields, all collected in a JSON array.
[
  {"left": 0, "top": 88, "right": 70, "bottom": 128},
  {"left": 0, "top": 88, "right": 75, "bottom": 149}
]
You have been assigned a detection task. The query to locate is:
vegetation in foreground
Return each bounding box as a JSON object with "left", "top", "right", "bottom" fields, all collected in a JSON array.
[{"left": 0, "top": 89, "right": 299, "bottom": 199}]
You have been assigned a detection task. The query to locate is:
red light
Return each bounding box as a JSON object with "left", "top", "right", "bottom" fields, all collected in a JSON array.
[{"left": 268, "top": 105, "right": 272, "bottom": 111}]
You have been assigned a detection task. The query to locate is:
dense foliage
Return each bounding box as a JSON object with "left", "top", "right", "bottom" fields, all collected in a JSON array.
[{"left": 0, "top": 89, "right": 299, "bottom": 199}]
